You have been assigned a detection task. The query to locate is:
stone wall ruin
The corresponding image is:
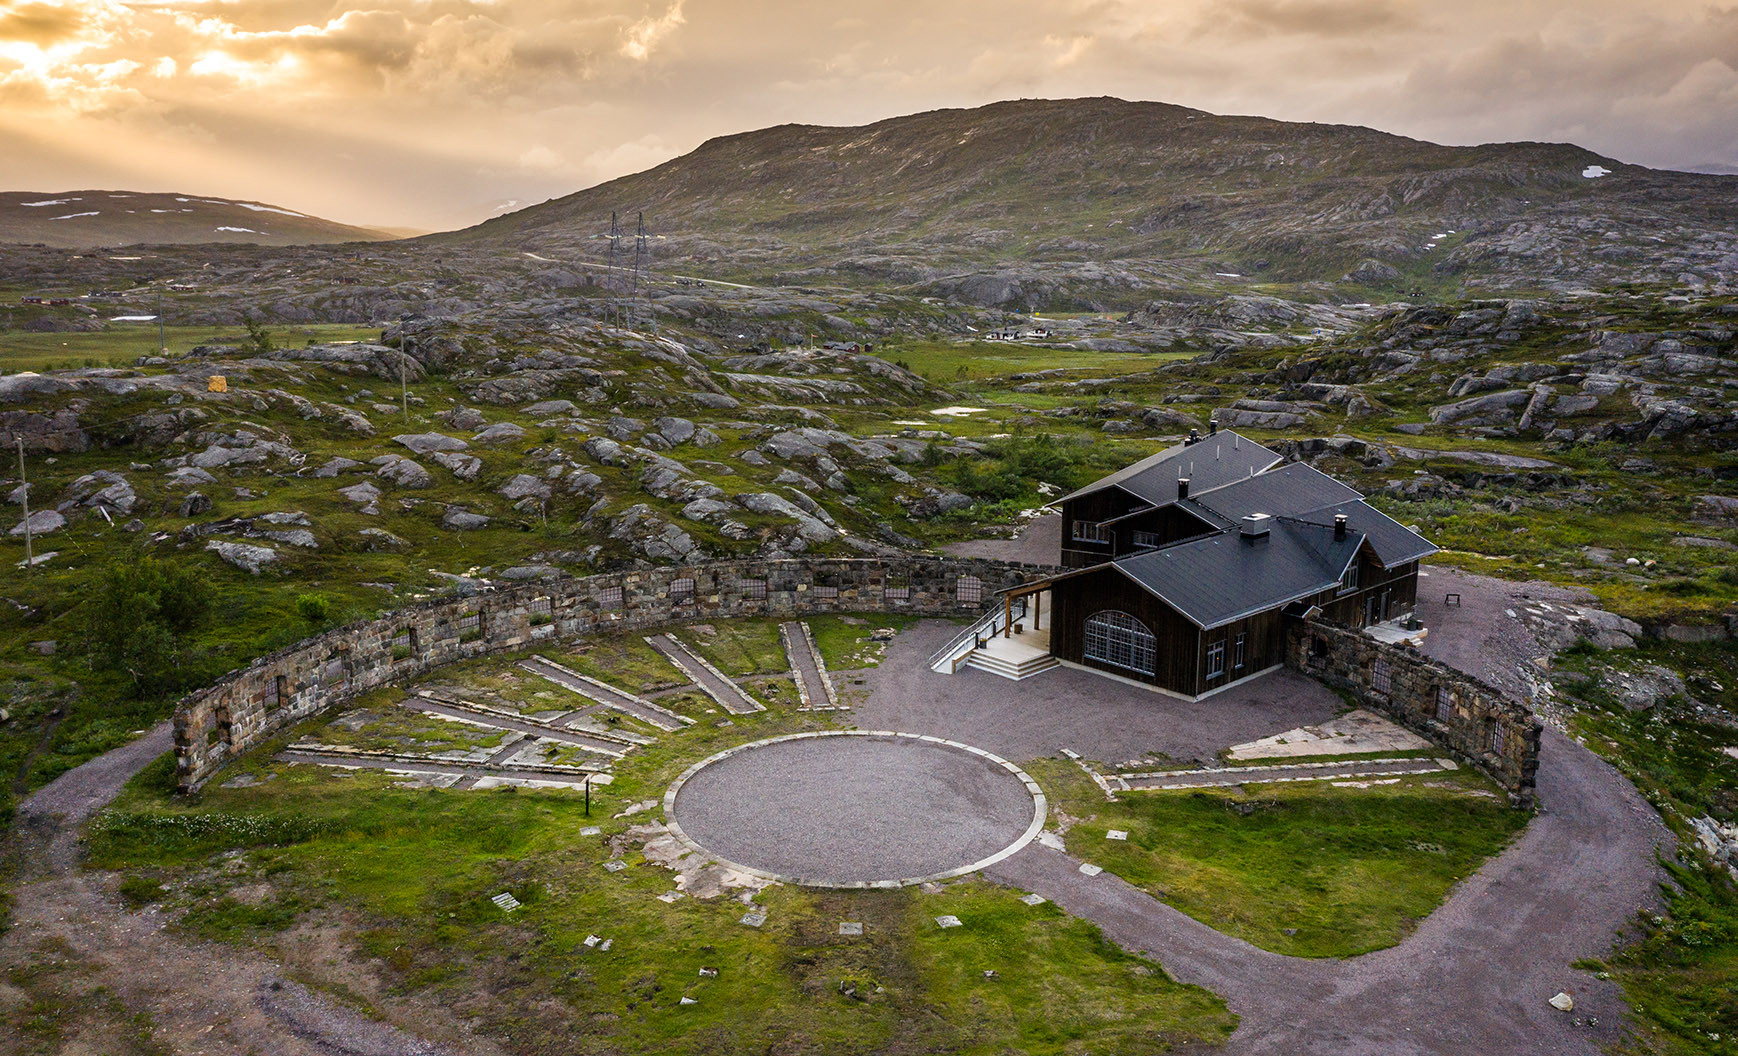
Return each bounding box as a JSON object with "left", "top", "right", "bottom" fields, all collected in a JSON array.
[
  {"left": 1287, "top": 617, "right": 1541, "bottom": 807},
  {"left": 172, "top": 556, "right": 1046, "bottom": 792}
]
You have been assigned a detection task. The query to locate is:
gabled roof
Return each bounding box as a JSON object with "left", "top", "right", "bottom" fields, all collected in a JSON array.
[
  {"left": 1192, "top": 462, "right": 1362, "bottom": 521},
  {"left": 1108, "top": 518, "right": 1364, "bottom": 630},
  {"left": 1289, "top": 500, "right": 1439, "bottom": 569},
  {"left": 1054, "top": 430, "right": 1282, "bottom": 508}
]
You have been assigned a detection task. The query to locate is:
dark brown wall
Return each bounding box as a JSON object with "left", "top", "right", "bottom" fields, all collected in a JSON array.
[
  {"left": 1315, "top": 554, "right": 1420, "bottom": 627},
  {"left": 1193, "top": 608, "right": 1288, "bottom": 696},
  {"left": 1059, "top": 488, "right": 1142, "bottom": 568},
  {"left": 1049, "top": 565, "right": 1200, "bottom": 694},
  {"left": 1107, "top": 504, "right": 1218, "bottom": 555}
]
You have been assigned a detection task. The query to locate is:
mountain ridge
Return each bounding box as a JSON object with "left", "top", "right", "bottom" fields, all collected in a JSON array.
[
  {"left": 0, "top": 189, "right": 397, "bottom": 249},
  {"left": 429, "top": 96, "right": 1737, "bottom": 304}
]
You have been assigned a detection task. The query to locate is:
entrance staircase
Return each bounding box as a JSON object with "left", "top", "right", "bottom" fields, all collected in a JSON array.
[{"left": 927, "top": 593, "right": 1058, "bottom": 681}]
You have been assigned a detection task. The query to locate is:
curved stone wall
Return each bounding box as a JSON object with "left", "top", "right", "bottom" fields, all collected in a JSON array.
[{"left": 172, "top": 556, "right": 1051, "bottom": 792}]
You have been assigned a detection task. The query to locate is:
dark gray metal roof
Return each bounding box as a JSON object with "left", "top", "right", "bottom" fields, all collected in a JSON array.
[
  {"left": 1291, "top": 500, "right": 1440, "bottom": 569},
  {"left": 1192, "top": 462, "right": 1363, "bottom": 521},
  {"left": 1110, "top": 519, "right": 1364, "bottom": 630},
  {"left": 1054, "top": 431, "right": 1283, "bottom": 507}
]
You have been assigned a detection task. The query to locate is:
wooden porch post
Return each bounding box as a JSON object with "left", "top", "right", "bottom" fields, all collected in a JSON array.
[{"left": 1004, "top": 593, "right": 1013, "bottom": 637}]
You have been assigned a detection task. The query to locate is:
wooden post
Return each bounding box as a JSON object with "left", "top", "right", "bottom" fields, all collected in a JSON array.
[
  {"left": 1004, "top": 593, "right": 1012, "bottom": 638},
  {"left": 15, "top": 437, "right": 31, "bottom": 574}
]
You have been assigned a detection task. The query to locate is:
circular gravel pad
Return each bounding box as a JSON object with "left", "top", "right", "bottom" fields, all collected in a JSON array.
[{"left": 666, "top": 732, "right": 1045, "bottom": 888}]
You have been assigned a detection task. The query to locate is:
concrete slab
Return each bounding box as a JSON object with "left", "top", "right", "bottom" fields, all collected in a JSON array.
[{"left": 1225, "top": 708, "right": 1432, "bottom": 761}]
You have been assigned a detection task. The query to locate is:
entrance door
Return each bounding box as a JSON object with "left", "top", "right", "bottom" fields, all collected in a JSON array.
[{"left": 1366, "top": 593, "right": 1382, "bottom": 626}]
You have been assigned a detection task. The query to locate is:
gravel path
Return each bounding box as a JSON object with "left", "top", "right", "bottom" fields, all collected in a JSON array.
[{"left": 3, "top": 721, "right": 490, "bottom": 1056}]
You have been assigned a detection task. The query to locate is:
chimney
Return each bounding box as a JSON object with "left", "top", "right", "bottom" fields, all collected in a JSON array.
[
  {"left": 1241, "top": 513, "right": 1272, "bottom": 540},
  {"left": 1209, "top": 417, "right": 1219, "bottom": 435},
  {"left": 1186, "top": 428, "right": 1200, "bottom": 446},
  {"left": 1334, "top": 513, "right": 1348, "bottom": 540},
  {"left": 1178, "top": 477, "right": 1190, "bottom": 500}
]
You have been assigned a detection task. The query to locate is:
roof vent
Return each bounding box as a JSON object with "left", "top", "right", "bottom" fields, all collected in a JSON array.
[
  {"left": 1334, "top": 513, "right": 1348, "bottom": 540},
  {"left": 1241, "top": 513, "right": 1272, "bottom": 540},
  {"left": 1185, "top": 428, "right": 1200, "bottom": 446},
  {"left": 1178, "top": 477, "right": 1190, "bottom": 500}
]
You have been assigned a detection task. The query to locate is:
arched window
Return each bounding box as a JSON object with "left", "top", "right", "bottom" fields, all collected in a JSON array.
[{"left": 1083, "top": 610, "right": 1156, "bottom": 673}]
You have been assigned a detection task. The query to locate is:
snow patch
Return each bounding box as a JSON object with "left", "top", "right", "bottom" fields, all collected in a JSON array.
[
  {"left": 49, "top": 212, "right": 99, "bottom": 220},
  {"left": 1582, "top": 165, "right": 1612, "bottom": 179},
  {"left": 21, "top": 199, "right": 77, "bottom": 207},
  {"left": 111, "top": 315, "right": 157, "bottom": 321},
  {"left": 230, "top": 201, "right": 306, "bottom": 217},
  {"left": 215, "top": 226, "right": 257, "bottom": 233}
]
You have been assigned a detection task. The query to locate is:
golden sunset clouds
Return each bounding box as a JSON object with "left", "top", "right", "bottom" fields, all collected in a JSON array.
[{"left": 2, "top": 0, "right": 1735, "bottom": 230}]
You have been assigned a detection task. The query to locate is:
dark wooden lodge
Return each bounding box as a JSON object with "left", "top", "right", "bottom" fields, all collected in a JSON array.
[{"left": 1039, "top": 427, "right": 1436, "bottom": 699}]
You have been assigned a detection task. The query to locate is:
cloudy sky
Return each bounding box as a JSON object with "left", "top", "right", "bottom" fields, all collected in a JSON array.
[{"left": 3, "top": 0, "right": 1736, "bottom": 231}]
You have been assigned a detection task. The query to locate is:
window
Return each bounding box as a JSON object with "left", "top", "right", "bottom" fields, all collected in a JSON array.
[
  {"left": 1206, "top": 639, "right": 1226, "bottom": 680},
  {"left": 598, "top": 585, "right": 624, "bottom": 609},
  {"left": 957, "top": 575, "right": 984, "bottom": 604},
  {"left": 1436, "top": 686, "right": 1453, "bottom": 722},
  {"left": 1338, "top": 561, "right": 1360, "bottom": 595},
  {"left": 528, "top": 596, "right": 552, "bottom": 616},
  {"left": 457, "top": 610, "right": 482, "bottom": 641},
  {"left": 885, "top": 575, "right": 910, "bottom": 602},
  {"left": 1491, "top": 724, "right": 1507, "bottom": 753},
  {"left": 1310, "top": 635, "right": 1329, "bottom": 659},
  {"left": 274, "top": 674, "right": 290, "bottom": 709},
  {"left": 391, "top": 628, "right": 416, "bottom": 662},
  {"left": 813, "top": 580, "right": 838, "bottom": 600},
  {"left": 739, "top": 577, "right": 767, "bottom": 601},
  {"left": 1083, "top": 610, "right": 1156, "bottom": 674},
  {"left": 1132, "top": 530, "right": 1160, "bottom": 549},
  {"left": 1233, "top": 633, "right": 1246, "bottom": 670},
  {"left": 1072, "top": 520, "right": 1109, "bottom": 543},
  {"left": 1371, "top": 658, "right": 1391, "bottom": 694},
  {"left": 320, "top": 656, "right": 345, "bottom": 686},
  {"left": 670, "top": 577, "right": 695, "bottom": 601}
]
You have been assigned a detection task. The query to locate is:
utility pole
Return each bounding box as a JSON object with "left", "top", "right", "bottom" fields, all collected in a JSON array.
[
  {"left": 635, "top": 212, "right": 655, "bottom": 334},
  {"left": 15, "top": 437, "right": 32, "bottom": 574},
  {"left": 605, "top": 211, "right": 621, "bottom": 328}
]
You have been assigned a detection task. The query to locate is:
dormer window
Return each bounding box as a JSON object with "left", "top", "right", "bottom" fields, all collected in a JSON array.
[{"left": 1072, "top": 520, "right": 1109, "bottom": 543}]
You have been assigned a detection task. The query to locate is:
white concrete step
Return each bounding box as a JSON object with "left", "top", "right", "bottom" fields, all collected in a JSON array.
[{"left": 963, "top": 647, "right": 1059, "bottom": 681}]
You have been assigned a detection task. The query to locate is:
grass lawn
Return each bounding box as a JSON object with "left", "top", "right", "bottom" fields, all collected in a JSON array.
[
  {"left": 1030, "top": 759, "right": 1531, "bottom": 958},
  {"left": 806, "top": 614, "right": 920, "bottom": 669},
  {"left": 0, "top": 322, "right": 380, "bottom": 371},
  {"left": 82, "top": 652, "right": 1235, "bottom": 1056},
  {"left": 878, "top": 339, "right": 1188, "bottom": 385}
]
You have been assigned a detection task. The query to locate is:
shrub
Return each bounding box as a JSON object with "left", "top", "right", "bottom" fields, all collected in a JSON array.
[
  {"left": 295, "top": 593, "right": 332, "bottom": 625},
  {"left": 86, "top": 555, "right": 215, "bottom": 697}
]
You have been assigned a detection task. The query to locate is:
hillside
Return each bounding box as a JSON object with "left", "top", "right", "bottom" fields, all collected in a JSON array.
[
  {"left": 0, "top": 190, "right": 397, "bottom": 249},
  {"left": 434, "top": 97, "right": 1738, "bottom": 303}
]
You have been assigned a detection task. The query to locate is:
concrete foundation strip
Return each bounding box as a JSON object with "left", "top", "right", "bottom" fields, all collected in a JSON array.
[
  {"left": 779, "top": 623, "right": 815, "bottom": 708},
  {"left": 645, "top": 633, "right": 765, "bottom": 714},
  {"left": 779, "top": 621, "right": 843, "bottom": 711},
  {"left": 277, "top": 745, "right": 609, "bottom": 783},
  {"left": 1118, "top": 757, "right": 1459, "bottom": 791},
  {"left": 519, "top": 655, "right": 693, "bottom": 730},
  {"left": 798, "top": 621, "right": 842, "bottom": 710},
  {"left": 661, "top": 730, "right": 1048, "bottom": 890},
  {"left": 407, "top": 691, "right": 634, "bottom": 757}
]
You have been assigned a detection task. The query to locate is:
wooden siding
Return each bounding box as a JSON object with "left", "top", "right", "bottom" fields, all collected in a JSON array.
[
  {"left": 1315, "top": 553, "right": 1420, "bottom": 627},
  {"left": 1049, "top": 565, "right": 1200, "bottom": 695},
  {"left": 1059, "top": 489, "right": 1144, "bottom": 568},
  {"left": 1194, "top": 608, "right": 1288, "bottom": 696},
  {"left": 1059, "top": 491, "right": 1214, "bottom": 568}
]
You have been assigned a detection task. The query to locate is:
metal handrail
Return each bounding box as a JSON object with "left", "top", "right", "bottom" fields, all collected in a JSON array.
[{"left": 926, "top": 596, "right": 1028, "bottom": 672}]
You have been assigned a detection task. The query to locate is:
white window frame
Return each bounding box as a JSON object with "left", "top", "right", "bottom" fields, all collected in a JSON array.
[
  {"left": 1233, "top": 633, "right": 1246, "bottom": 670},
  {"left": 1072, "top": 520, "right": 1110, "bottom": 543},
  {"left": 1083, "top": 610, "right": 1156, "bottom": 674},
  {"left": 1206, "top": 639, "right": 1226, "bottom": 680}
]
